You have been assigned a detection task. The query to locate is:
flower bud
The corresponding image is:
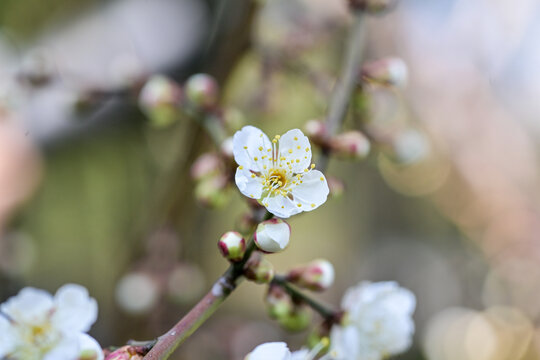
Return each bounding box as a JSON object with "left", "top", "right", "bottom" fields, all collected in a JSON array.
[
  {"left": 185, "top": 73, "right": 219, "bottom": 110},
  {"left": 287, "top": 259, "right": 335, "bottom": 291},
  {"left": 329, "top": 131, "right": 370, "bottom": 160},
  {"left": 277, "top": 306, "right": 311, "bottom": 332},
  {"left": 361, "top": 57, "right": 408, "bottom": 87},
  {"left": 349, "top": 0, "right": 398, "bottom": 14},
  {"left": 104, "top": 346, "right": 144, "bottom": 360},
  {"left": 244, "top": 252, "right": 275, "bottom": 284},
  {"left": 266, "top": 284, "right": 294, "bottom": 320},
  {"left": 138, "top": 75, "right": 182, "bottom": 127},
  {"left": 194, "top": 175, "right": 230, "bottom": 208},
  {"left": 191, "top": 153, "right": 222, "bottom": 180},
  {"left": 304, "top": 120, "right": 328, "bottom": 146},
  {"left": 218, "top": 231, "right": 246, "bottom": 262},
  {"left": 254, "top": 218, "right": 291, "bottom": 253}
]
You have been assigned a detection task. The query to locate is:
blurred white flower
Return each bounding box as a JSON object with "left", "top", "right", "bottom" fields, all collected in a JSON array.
[
  {"left": 233, "top": 126, "right": 329, "bottom": 218},
  {"left": 329, "top": 281, "right": 416, "bottom": 360},
  {"left": 0, "top": 284, "right": 102, "bottom": 360},
  {"left": 244, "top": 342, "right": 318, "bottom": 360}
]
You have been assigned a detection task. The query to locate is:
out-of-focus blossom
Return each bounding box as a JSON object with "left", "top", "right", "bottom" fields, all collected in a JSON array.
[
  {"left": 0, "top": 284, "right": 101, "bottom": 360},
  {"left": 115, "top": 272, "right": 160, "bottom": 315},
  {"left": 244, "top": 342, "right": 316, "bottom": 360},
  {"left": 254, "top": 218, "right": 291, "bottom": 253},
  {"left": 329, "top": 281, "right": 416, "bottom": 360},
  {"left": 138, "top": 75, "right": 182, "bottom": 128},
  {"left": 78, "top": 334, "right": 104, "bottom": 360},
  {"left": 361, "top": 57, "right": 408, "bottom": 88},
  {"left": 287, "top": 259, "right": 335, "bottom": 291},
  {"left": 0, "top": 120, "right": 42, "bottom": 230},
  {"left": 329, "top": 131, "right": 371, "bottom": 160},
  {"left": 233, "top": 126, "right": 329, "bottom": 218},
  {"left": 184, "top": 74, "right": 219, "bottom": 110}
]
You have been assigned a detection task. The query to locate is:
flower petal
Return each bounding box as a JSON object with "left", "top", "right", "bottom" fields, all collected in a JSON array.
[
  {"left": 278, "top": 129, "right": 311, "bottom": 173},
  {"left": 290, "top": 170, "right": 329, "bottom": 211},
  {"left": 0, "top": 315, "right": 16, "bottom": 356},
  {"left": 1, "top": 287, "right": 54, "bottom": 325},
  {"left": 233, "top": 126, "right": 272, "bottom": 171},
  {"left": 265, "top": 195, "right": 302, "bottom": 218},
  {"left": 235, "top": 167, "right": 264, "bottom": 200},
  {"left": 42, "top": 336, "right": 80, "bottom": 360},
  {"left": 52, "top": 284, "right": 98, "bottom": 334},
  {"left": 245, "top": 342, "right": 291, "bottom": 360},
  {"left": 78, "top": 333, "right": 104, "bottom": 360}
]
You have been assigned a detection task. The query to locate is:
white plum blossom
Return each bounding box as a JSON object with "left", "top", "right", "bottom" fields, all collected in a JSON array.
[
  {"left": 329, "top": 281, "right": 416, "bottom": 360},
  {"left": 244, "top": 342, "right": 321, "bottom": 360},
  {"left": 0, "top": 284, "right": 103, "bottom": 360},
  {"left": 233, "top": 126, "right": 329, "bottom": 218}
]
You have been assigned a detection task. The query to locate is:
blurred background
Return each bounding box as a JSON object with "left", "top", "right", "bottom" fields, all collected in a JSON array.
[{"left": 1, "top": 0, "right": 540, "bottom": 359}]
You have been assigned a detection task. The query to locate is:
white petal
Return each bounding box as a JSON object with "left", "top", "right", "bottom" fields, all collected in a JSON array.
[
  {"left": 233, "top": 126, "right": 272, "bottom": 171},
  {"left": 42, "top": 336, "right": 80, "bottom": 360},
  {"left": 278, "top": 129, "right": 311, "bottom": 173},
  {"left": 245, "top": 342, "right": 291, "bottom": 360},
  {"left": 0, "top": 316, "right": 16, "bottom": 356},
  {"left": 235, "top": 167, "right": 264, "bottom": 200},
  {"left": 290, "top": 349, "right": 309, "bottom": 360},
  {"left": 265, "top": 195, "right": 302, "bottom": 218},
  {"left": 1, "top": 287, "right": 54, "bottom": 325},
  {"left": 290, "top": 170, "right": 329, "bottom": 211},
  {"left": 78, "top": 333, "right": 104, "bottom": 360},
  {"left": 52, "top": 284, "right": 98, "bottom": 333}
]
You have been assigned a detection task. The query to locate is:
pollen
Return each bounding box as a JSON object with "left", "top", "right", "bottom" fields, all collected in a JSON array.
[
  {"left": 320, "top": 177, "right": 324, "bottom": 181},
  {"left": 272, "top": 139, "right": 277, "bottom": 144},
  {"left": 297, "top": 145, "right": 301, "bottom": 150},
  {"left": 238, "top": 166, "right": 243, "bottom": 170},
  {"left": 244, "top": 146, "right": 248, "bottom": 149},
  {"left": 251, "top": 174, "right": 256, "bottom": 178},
  {"left": 254, "top": 157, "right": 258, "bottom": 161},
  {"left": 305, "top": 147, "right": 309, "bottom": 152},
  {"left": 296, "top": 159, "right": 300, "bottom": 163},
  {"left": 288, "top": 149, "right": 293, "bottom": 154},
  {"left": 275, "top": 135, "right": 281, "bottom": 139},
  {"left": 311, "top": 164, "right": 315, "bottom": 169},
  {"left": 297, "top": 204, "right": 302, "bottom": 207},
  {"left": 311, "top": 203, "right": 316, "bottom": 208},
  {"left": 294, "top": 136, "right": 298, "bottom": 140},
  {"left": 258, "top": 146, "right": 263, "bottom": 151}
]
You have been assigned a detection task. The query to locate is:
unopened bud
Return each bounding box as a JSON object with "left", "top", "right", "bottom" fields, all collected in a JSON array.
[
  {"left": 361, "top": 57, "right": 408, "bottom": 87},
  {"left": 327, "top": 177, "right": 345, "bottom": 198},
  {"left": 349, "top": 0, "right": 397, "bottom": 14},
  {"left": 185, "top": 73, "right": 219, "bottom": 109},
  {"left": 191, "top": 153, "right": 222, "bottom": 180},
  {"left": 104, "top": 346, "right": 143, "bottom": 360},
  {"left": 254, "top": 218, "right": 291, "bottom": 253},
  {"left": 218, "top": 231, "right": 246, "bottom": 262},
  {"left": 329, "top": 131, "right": 370, "bottom": 160},
  {"left": 287, "top": 259, "right": 335, "bottom": 291},
  {"left": 244, "top": 252, "right": 274, "bottom": 284},
  {"left": 138, "top": 75, "right": 182, "bottom": 127},
  {"left": 277, "top": 306, "right": 311, "bottom": 332},
  {"left": 194, "top": 175, "right": 230, "bottom": 208},
  {"left": 304, "top": 120, "right": 328, "bottom": 146},
  {"left": 266, "top": 284, "right": 294, "bottom": 320}
]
